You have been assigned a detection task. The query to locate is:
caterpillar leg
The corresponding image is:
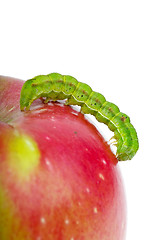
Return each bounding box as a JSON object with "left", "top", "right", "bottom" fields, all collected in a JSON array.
[
  {"left": 43, "top": 97, "right": 51, "bottom": 103},
  {"left": 108, "top": 136, "right": 118, "bottom": 147},
  {"left": 117, "top": 152, "right": 129, "bottom": 161},
  {"left": 110, "top": 141, "right": 117, "bottom": 146},
  {"left": 65, "top": 96, "right": 82, "bottom": 106},
  {"left": 81, "top": 104, "right": 96, "bottom": 115},
  {"left": 38, "top": 92, "right": 60, "bottom": 104},
  {"left": 108, "top": 135, "right": 116, "bottom": 143}
]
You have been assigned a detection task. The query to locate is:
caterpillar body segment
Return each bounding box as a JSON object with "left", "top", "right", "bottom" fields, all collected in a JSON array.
[
  {"left": 81, "top": 92, "right": 106, "bottom": 116},
  {"left": 20, "top": 72, "right": 139, "bottom": 161},
  {"left": 65, "top": 82, "right": 92, "bottom": 106},
  {"left": 47, "top": 73, "right": 64, "bottom": 92},
  {"left": 55, "top": 75, "right": 79, "bottom": 103}
]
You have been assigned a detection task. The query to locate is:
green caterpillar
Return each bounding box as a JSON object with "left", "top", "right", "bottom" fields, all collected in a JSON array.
[{"left": 20, "top": 73, "right": 139, "bottom": 161}]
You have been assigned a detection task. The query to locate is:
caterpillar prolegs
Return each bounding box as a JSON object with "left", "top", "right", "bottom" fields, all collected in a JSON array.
[{"left": 20, "top": 73, "right": 139, "bottom": 161}]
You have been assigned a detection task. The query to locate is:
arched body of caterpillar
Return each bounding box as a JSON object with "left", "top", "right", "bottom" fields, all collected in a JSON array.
[{"left": 20, "top": 73, "right": 139, "bottom": 161}]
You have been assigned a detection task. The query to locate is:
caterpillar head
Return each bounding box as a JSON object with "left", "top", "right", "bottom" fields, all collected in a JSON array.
[{"left": 20, "top": 80, "right": 34, "bottom": 111}]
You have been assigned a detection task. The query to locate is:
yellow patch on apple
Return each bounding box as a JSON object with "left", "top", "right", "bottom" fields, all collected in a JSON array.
[
  {"left": 0, "top": 183, "right": 32, "bottom": 240},
  {"left": 7, "top": 130, "right": 40, "bottom": 181}
]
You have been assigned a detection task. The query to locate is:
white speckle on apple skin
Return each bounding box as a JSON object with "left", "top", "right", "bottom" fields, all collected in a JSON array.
[
  {"left": 45, "top": 136, "right": 51, "bottom": 141},
  {"left": 99, "top": 173, "right": 105, "bottom": 181},
  {"left": 101, "top": 159, "right": 107, "bottom": 165},
  {"left": 8, "top": 106, "right": 16, "bottom": 112},
  {"left": 93, "top": 207, "right": 98, "bottom": 214},
  {"left": 40, "top": 217, "right": 46, "bottom": 224},
  {"left": 86, "top": 187, "right": 90, "bottom": 193},
  {"left": 65, "top": 218, "right": 70, "bottom": 225}
]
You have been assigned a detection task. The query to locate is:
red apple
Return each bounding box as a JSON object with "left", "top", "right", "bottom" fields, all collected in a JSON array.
[{"left": 0, "top": 76, "right": 126, "bottom": 240}]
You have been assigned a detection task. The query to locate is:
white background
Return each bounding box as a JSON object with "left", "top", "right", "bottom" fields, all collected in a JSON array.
[{"left": 0, "top": 1, "right": 160, "bottom": 239}]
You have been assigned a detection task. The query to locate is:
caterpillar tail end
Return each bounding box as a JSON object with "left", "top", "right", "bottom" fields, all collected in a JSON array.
[
  {"left": 116, "top": 149, "right": 138, "bottom": 161},
  {"left": 116, "top": 153, "right": 130, "bottom": 161}
]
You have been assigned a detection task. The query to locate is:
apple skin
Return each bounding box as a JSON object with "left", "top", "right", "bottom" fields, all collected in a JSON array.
[{"left": 0, "top": 76, "right": 126, "bottom": 240}]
